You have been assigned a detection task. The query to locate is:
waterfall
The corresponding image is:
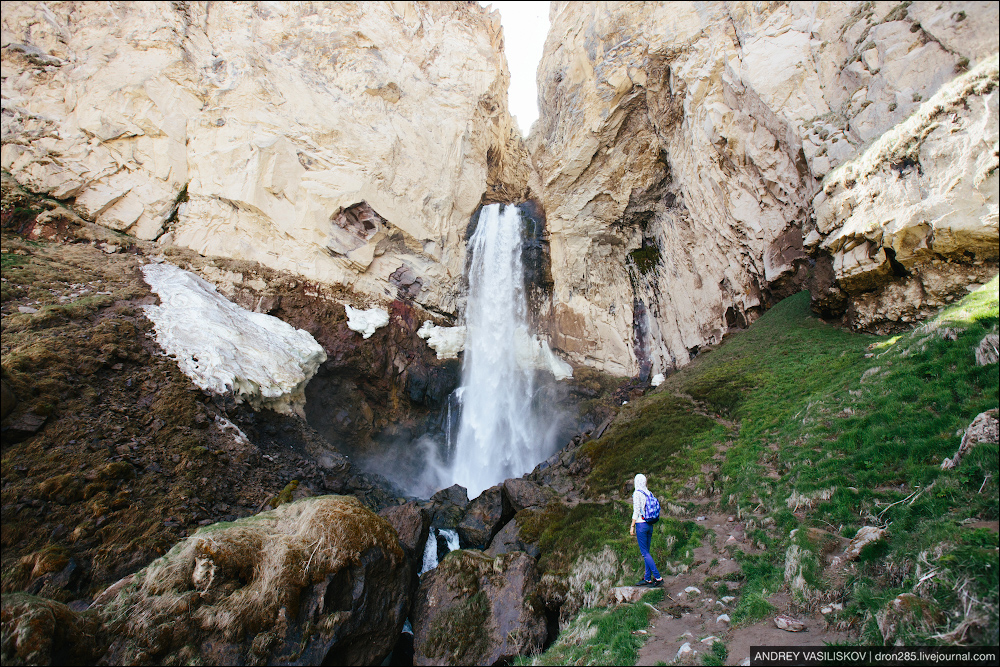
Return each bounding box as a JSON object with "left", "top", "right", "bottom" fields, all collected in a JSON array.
[
  {"left": 450, "top": 203, "right": 563, "bottom": 498},
  {"left": 420, "top": 527, "right": 460, "bottom": 574}
]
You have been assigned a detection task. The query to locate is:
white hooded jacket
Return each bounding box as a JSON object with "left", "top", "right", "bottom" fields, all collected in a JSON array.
[{"left": 632, "top": 473, "right": 651, "bottom": 523}]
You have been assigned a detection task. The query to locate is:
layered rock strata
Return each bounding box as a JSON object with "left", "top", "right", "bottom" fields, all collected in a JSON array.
[
  {"left": 530, "top": 1, "right": 998, "bottom": 375},
  {"left": 1, "top": 1, "right": 529, "bottom": 317}
]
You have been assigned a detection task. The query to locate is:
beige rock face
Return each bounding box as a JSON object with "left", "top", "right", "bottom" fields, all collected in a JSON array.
[
  {"left": 809, "top": 56, "right": 999, "bottom": 330},
  {"left": 530, "top": 1, "right": 998, "bottom": 376},
  {"left": 2, "top": 1, "right": 528, "bottom": 317}
]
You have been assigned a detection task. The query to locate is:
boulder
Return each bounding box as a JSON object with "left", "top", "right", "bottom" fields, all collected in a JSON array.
[
  {"left": 502, "top": 478, "right": 550, "bottom": 511},
  {"left": 379, "top": 501, "right": 432, "bottom": 605},
  {"left": 485, "top": 512, "right": 541, "bottom": 558},
  {"left": 774, "top": 614, "right": 806, "bottom": 632},
  {"left": 429, "top": 484, "right": 469, "bottom": 530},
  {"left": 379, "top": 501, "right": 432, "bottom": 563},
  {"left": 0, "top": 593, "right": 103, "bottom": 666},
  {"left": 412, "top": 550, "right": 546, "bottom": 666},
  {"left": 975, "top": 334, "right": 999, "bottom": 366},
  {"left": 457, "top": 484, "right": 512, "bottom": 549},
  {"left": 97, "top": 496, "right": 409, "bottom": 666},
  {"left": 2, "top": 411, "right": 47, "bottom": 443}
]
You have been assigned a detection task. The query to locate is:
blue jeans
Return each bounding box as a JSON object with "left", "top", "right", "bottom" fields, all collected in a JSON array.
[{"left": 636, "top": 521, "right": 661, "bottom": 581}]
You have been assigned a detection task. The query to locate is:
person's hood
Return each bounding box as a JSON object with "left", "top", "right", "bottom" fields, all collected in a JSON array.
[{"left": 634, "top": 473, "right": 647, "bottom": 492}]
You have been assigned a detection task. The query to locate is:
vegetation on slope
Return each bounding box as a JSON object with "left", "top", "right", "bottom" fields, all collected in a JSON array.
[{"left": 525, "top": 279, "right": 998, "bottom": 662}]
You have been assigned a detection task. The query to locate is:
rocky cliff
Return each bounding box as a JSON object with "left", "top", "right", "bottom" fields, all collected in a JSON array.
[
  {"left": 2, "top": 1, "right": 529, "bottom": 318},
  {"left": 530, "top": 1, "right": 998, "bottom": 376}
]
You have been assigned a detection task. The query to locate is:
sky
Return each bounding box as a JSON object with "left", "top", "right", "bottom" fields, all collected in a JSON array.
[{"left": 480, "top": 1, "right": 551, "bottom": 135}]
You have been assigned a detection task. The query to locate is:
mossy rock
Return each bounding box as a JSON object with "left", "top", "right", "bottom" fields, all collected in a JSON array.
[
  {"left": 96, "top": 496, "right": 409, "bottom": 666},
  {"left": 0, "top": 593, "right": 103, "bottom": 665},
  {"left": 412, "top": 550, "right": 547, "bottom": 666}
]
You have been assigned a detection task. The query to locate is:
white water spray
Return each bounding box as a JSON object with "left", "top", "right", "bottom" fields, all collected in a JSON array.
[
  {"left": 420, "top": 527, "right": 460, "bottom": 574},
  {"left": 450, "top": 203, "right": 563, "bottom": 497}
]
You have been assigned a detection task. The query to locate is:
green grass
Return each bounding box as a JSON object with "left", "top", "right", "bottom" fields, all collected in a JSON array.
[
  {"left": 582, "top": 395, "right": 718, "bottom": 497},
  {"left": 529, "top": 275, "right": 998, "bottom": 655},
  {"left": 517, "top": 590, "right": 664, "bottom": 666}
]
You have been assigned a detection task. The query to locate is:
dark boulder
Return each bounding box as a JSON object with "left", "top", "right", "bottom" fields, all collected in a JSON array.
[
  {"left": 485, "top": 512, "right": 542, "bottom": 559},
  {"left": 429, "top": 484, "right": 469, "bottom": 529},
  {"left": 379, "top": 501, "right": 431, "bottom": 563},
  {"left": 412, "top": 550, "right": 547, "bottom": 666},
  {"left": 502, "top": 478, "right": 550, "bottom": 512},
  {"left": 457, "top": 485, "right": 512, "bottom": 549},
  {"left": 0, "top": 593, "right": 103, "bottom": 666}
]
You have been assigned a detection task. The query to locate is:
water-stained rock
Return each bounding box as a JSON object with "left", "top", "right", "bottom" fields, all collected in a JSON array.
[
  {"left": 412, "top": 550, "right": 546, "bottom": 666},
  {"left": 96, "top": 496, "right": 409, "bottom": 666}
]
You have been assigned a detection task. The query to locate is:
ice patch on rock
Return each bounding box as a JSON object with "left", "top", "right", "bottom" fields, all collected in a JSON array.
[
  {"left": 417, "top": 321, "right": 467, "bottom": 359},
  {"left": 344, "top": 304, "right": 389, "bottom": 339},
  {"left": 141, "top": 263, "right": 326, "bottom": 416}
]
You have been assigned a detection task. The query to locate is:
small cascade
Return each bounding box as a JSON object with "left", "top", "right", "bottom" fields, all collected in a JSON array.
[{"left": 420, "top": 527, "right": 460, "bottom": 574}]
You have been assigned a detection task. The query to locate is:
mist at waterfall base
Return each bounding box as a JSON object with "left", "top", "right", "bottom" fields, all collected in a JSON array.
[{"left": 357, "top": 204, "right": 572, "bottom": 499}]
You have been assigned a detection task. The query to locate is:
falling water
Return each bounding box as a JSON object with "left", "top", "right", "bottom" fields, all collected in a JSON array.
[
  {"left": 450, "top": 203, "right": 562, "bottom": 497},
  {"left": 420, "top": 527, "right": 460, "bottom": 574}
]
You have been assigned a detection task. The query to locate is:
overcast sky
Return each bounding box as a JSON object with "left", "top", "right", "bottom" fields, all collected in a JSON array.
[{"left": 480, "top": 1, "right": 550, "bottom": 135}]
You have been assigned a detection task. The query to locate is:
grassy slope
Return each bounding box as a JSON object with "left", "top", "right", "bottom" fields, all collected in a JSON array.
[{"left": 527, "top": 279, "right": 998, "bottom": 662}]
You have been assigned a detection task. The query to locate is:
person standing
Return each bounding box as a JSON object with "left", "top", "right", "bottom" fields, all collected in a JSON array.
[{"left": 629, "top": 473, "right": 664, "bottom": 587}]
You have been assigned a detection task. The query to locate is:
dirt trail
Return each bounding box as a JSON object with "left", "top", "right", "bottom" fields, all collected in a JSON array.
[{"left": 635, "top": 510, "right": 850, "bottom": 665}]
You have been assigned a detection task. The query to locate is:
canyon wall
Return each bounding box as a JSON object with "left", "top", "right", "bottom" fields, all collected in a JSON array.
[
  {"left": 530, "top": 1, "right": 998, "bottom": 376},
  {"left": 3, "top": 1, "right": 997, "bottom": 380},
  {"left": 2, "top": 0, "right": 529, "bottom": 317}
]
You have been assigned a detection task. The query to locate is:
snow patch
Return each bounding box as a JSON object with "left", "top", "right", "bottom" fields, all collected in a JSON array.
[
  {"left": 344, "top": 304, "right": 389, "bottom": 338},
  {"left": 141, "top": 263, "right": 326, "bottom": 416},
  {"left": 514, "top": 329, "right": 574, "bottom": 380},
  {"left": 417, "top": 321, "right": 467, "bottom": 359}
]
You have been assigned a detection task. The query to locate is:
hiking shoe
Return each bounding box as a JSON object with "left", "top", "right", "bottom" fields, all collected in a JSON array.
[
  {"left": 635, "top": 579, "right": 652, "bottom": 587},
  {"left": 649, "top": 578, "right": 664, "bottom": 588}
]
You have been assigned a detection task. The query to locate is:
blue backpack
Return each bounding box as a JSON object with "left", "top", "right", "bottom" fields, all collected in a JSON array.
[{"left": 641, "top": 490, "right": 660, "bottom": 522}]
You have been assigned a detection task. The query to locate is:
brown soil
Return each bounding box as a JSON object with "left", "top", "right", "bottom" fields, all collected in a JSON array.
[{"left": 0, "top": 183, "right": 399, "bottom": 606}]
